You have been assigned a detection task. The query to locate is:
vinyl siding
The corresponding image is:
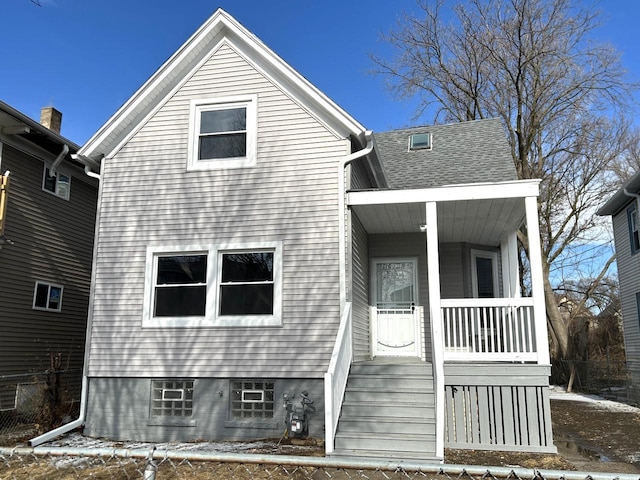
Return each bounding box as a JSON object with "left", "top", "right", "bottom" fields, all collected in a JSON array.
[
  {"left": 351, "top": 212, "right": 370, "bottom": 361},
  {"left": 0, "top": 144, "right": 96, "bottom": 377},
  {"left": 88, "top": 42, "right": 349, "bottom": 378},
  {"left": 611, "top": 206, "right": 640, "bottom": 402}
]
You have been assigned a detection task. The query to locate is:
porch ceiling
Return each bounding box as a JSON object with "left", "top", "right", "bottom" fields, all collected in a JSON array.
[{"left": 351, "top": 197, "right": 526, "bottom": 245}]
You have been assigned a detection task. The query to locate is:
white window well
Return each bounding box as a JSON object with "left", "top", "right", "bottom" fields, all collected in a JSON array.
[
  {"left": 42, "top": 167, "right": 70, "bottom": 200},
  {"left": 33, "top": 281, "right": 63, "bottom": 312},
  {"left": 143, "top": 242, "right": 282, "bottom": 328},
  {"left": 188, "top": 95, "right": 257, "bottom": 170},
  {"left": 408, "top": 132, "right": 432, "bottom": 150}
]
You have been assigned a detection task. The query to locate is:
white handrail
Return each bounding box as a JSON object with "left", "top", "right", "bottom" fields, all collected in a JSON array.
[{"left": 324, "top": 302, "right": 352, "bottom": 455}]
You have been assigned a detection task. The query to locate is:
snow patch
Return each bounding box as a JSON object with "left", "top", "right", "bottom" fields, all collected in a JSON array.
[{"left": 549, "top": 385, "right": 640, "bottom": 413}]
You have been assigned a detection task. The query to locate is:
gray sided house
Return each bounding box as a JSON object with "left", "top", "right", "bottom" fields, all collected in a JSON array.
[
  {"left": 36, "top": 10, "right": 554, "bottom": 460},
  {"left": 0, "top": 101, "right": 98, "bottom": 411},
  {"left": 598, "top": 172, "right": 640, "bottom": 404}
]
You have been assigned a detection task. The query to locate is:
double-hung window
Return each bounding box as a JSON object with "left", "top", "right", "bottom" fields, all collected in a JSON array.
[
  {"left": 42, "top": 167, "right": 70, "bottom": 200},
  {"left": 219, "top": 251, "right": 274, "bottom": 316},
  {"left": 628, "top": 204, "right": 639, "bottom": 254},
  {"left": 188, "top": 95, "right": 257, "bottom": 170},
  {"left": 144, "top": 242, "right": 281, "bottom": 327},
  {"left": 153, "top": 254, "right": 208, "bottom": 317}
]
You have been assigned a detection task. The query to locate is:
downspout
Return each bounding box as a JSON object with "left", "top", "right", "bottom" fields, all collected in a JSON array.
[
  {"left": 327, "top": 131, "right": 373, "bottom": 454},
  {"left": 338, "top": 130, "right": 373, "bottom": 312},
  {"left": 30, "top": 154, "right": 102, "bottom": 446},
  {"left": 48, "top": 144, "right": 69, "bottom": 178}
]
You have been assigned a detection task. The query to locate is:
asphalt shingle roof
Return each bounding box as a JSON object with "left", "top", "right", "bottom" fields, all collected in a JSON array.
[{"left": 375, "top": 118, "right": 517, "bottom": 190}]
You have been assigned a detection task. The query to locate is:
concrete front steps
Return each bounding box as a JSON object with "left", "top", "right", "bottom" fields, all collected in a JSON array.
[{"left": 330, "top": 360, "right": 440, "bottom": 462}]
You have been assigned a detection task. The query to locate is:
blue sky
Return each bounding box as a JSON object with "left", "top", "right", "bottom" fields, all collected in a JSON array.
[{"left": 2, "top": 0, "right": 639, "bottom": 145}]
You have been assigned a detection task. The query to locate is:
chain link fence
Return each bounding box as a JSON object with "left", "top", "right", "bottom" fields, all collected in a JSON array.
[
  {"left": 0, "top": 369, "right": 81, "bottom": 446},
  {"left": 1, "top": 446, "right": 639, "bottom": 480}
]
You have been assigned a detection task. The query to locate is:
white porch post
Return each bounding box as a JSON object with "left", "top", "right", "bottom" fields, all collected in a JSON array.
[
  {"left": 425, "top": 201, "right": 444, "bottom": 459},
  {"left": 500, "top": 231, "right": 520, "bottom": 298},
  {"left": 525, "top": 196, "right": 550, "bottom": 365}
]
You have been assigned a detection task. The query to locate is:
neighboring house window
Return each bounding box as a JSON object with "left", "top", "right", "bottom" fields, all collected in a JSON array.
[
  {"left": 33, "top": 281, "right": 63, "bottom": 312},
  {"left": 230, "top": 380, "right": 274, "bottom": 420},
  {"left": 188, "top": 95, "right": 257, "bottom": 170},
  {"left": 143, "top": 242, "right": 282, "bottom": 328},
  {"left": 628, "top": 204, "right": 640, "bottom": 254},
  {"left": 219, "top": 251, "right": 274, "bottom": 316},
  {"left": 153, "top": 254, "right": 207, "bottom": 317},
  {"left": 151, "top": 380, "right": 193, "bottom": 417},
  {"left": 42, "top": 167, "right": 70, "bottom": 200}
]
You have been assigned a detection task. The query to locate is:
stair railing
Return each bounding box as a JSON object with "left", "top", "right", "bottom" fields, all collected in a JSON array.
[{"left": 324, "top": 301, "right": 353, "bottom": 454}]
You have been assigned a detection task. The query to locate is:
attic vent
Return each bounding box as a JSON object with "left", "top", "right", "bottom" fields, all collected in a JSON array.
[{"left": 409, "top": 132, "right": 431, "bottom": 150}]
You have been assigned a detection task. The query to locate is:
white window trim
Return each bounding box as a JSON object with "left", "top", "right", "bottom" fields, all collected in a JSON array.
[
  {"left": 142, "top": 241, "right": 282, "bottom": 328},
  {"left": 470, "top": 249, "right": 499, "bottom": 299},
  {"left": 42, "top": 166, "right": 71, "bottom": 200},
  {"left": 32, "top": 281, "right": 64, "bottom": 312},
  {"left": 187, "top": 94, "right": 257, "bottom": 171}
]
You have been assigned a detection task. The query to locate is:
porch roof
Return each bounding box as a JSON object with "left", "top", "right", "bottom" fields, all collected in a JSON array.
[{"left": 347, "top": 179, "right": 540, "bottom": 245}]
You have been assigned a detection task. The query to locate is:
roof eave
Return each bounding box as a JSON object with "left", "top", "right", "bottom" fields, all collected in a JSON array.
[{"left": 597, "top": 171, "right": 640, "bottom": 216}]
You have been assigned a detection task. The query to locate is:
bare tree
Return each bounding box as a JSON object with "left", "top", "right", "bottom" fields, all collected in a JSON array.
[{"left": 373, "top": 0, "right": 638, "bottom": 374}]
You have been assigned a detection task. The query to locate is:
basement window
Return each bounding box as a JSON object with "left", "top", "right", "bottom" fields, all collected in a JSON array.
[
  {"left": 151, "top": 380, "right": 194, "bottom": 417},
  {"left": 408, "top": 132, "right": 432, "bottom": 151},
  {"left": 230, "top": 380, "right": 274, "bottom": 419}
]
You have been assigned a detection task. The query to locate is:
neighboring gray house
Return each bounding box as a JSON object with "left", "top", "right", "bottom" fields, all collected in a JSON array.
[
  {"left": 598, "top": 172, "right": 640, "bottom": 404},
  {"left": 0, "top": 101, "right": 98, "bottom": 411},
  {"left": 32, "top": 10, "right": 554, "bottom": 460}
]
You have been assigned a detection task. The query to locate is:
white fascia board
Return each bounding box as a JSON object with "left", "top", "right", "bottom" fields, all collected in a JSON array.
[
  {"left": 80, "top": 9, "right": 365, "bottom": 159},
  {"left": 348, "top": 179, "right": 540, "bottom": 206}
]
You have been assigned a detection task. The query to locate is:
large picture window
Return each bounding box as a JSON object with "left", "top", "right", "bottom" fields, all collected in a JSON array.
[
  {"left": 143, "top": 242, "right": 281, "bottom": 327},
  {"left": 188, "top": 95, "right": 257, "bottom": 170}
]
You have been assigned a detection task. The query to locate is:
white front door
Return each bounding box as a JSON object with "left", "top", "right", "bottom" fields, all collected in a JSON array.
[{"left": 371, "top": 258, "right": 420, "bottom": 357}]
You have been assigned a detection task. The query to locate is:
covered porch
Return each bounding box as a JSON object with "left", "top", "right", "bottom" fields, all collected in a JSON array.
[{"left": 325, "top": 179, "right": 553, "bottom": 459}]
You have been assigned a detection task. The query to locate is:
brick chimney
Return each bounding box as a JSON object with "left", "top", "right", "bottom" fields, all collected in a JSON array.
[{"left": 40, "top": 106, "right": 62, "bottom": 134}]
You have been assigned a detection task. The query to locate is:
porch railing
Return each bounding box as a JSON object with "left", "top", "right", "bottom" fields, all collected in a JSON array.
[
  {"left": 324, "top": 302, "right": 352, "bottom": 455},
  {"left": 440, "top": 298, "right": 537, "bottom": 362}
]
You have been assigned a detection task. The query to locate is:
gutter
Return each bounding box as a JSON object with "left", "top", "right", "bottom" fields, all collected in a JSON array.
[{"left": 71, "top": 153, "right": 103, "bottom": 179}]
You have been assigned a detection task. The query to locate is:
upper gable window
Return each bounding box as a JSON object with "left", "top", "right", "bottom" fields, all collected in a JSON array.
[
  {"left": 188, "top": 95, "right": 257, "bottom": 170},
  {"left": 408, "top": 132, "right": 431, "bottom": 151},
  {"left": 42, "top": 167, "right": 70, "bottom": 200}
]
